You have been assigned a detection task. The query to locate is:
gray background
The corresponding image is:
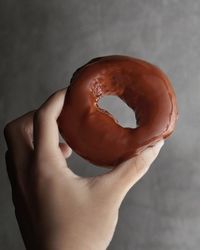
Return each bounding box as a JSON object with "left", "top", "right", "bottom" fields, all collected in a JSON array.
[{"left": 0, "top": 0, "right": 200, "bottom": 249}]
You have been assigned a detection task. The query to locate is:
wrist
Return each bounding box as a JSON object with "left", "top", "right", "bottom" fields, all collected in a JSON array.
[
  {"left": 40, "top": 225, "right": 109, "bottom": 250},
  {"left": 43, "top": 242, "right": 102, "bottom": 250},
  {"left": 42, "top": 236, "right": 104, "bottom": 250}
]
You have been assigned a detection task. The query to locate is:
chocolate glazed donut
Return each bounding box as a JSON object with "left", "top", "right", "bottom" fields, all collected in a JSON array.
[{"left": 58, "top": 55, "right": 178, "bottom": 167}]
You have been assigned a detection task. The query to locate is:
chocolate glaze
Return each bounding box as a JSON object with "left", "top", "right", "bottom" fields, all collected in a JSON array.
[{"left": 58, "top": 55, "right": 178, "bottom": 167}]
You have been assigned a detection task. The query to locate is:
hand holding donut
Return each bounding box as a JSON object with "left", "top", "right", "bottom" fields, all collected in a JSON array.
[{"left": 4, "top": 89, "right": 164, "bottom": 250}]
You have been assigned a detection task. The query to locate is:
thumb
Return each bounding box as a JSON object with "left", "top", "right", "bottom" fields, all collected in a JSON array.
[{"left": 97, "top": 140, "right": 164, "bottom": 205}]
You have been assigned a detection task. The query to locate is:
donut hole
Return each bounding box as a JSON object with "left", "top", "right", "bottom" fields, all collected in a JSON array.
[{"left": 98, "top": 95, "right": 137, "bottom": 128}]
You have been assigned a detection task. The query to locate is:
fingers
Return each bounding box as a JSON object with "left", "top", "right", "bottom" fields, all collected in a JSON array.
[
  {"left": 33, "top": 89, "right": 66, "bottom": 157},
  {"left": 4, "top": 112, "right": 35, "bottom": 226},
  {"left": 113, "top": 140, "right": 164, "bottom": 189},
  {"left": 4, "top": 111, "right": 35, "bottom": 166},
  {"left": 96, "top": 140, "right": 164, "bottom": 205},
  {"left": 33, "top": 89, "right": 76, "bottom": 178}
]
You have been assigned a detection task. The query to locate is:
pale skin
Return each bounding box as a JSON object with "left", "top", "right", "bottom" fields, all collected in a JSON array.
[{"left": 4, "top": 89, "right": 164, "bottom": 250}]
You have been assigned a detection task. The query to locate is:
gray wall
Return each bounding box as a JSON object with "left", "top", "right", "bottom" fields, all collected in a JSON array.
[{"left": 1, "top": 0, "right": 200, "bottom": 249}]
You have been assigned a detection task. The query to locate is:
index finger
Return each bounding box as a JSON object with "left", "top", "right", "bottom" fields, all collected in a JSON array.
[{"left": 33, "top": 89, "right": 66, "bottom": 157}]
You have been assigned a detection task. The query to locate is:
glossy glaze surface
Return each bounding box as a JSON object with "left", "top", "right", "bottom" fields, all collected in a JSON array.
[{"left": 58, "top": 55, "right": 178, "bottom": 166}]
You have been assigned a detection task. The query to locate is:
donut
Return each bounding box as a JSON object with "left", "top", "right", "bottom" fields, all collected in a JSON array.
[{"left": 58, "top": 55, "right": 178, "bottom": 167}]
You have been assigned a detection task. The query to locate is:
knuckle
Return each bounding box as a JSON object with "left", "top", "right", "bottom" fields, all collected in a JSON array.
[
  {"left": 33, "top": 89, "right": 66, "bottom": 125},
  {"left": 4, "top": 121, "right": 16, "bottom": 139},
  {"left": 46, "top": 89, "right": 65, "bottom": 102},
  {"left": 4, "top": 120, "right": 31, "bottom": 142},
  {"left": 4, "top": 111, "right": 34, "bottom": 141},
  {"left": 52, "top": 89, "right": 65, "bottom": 98},
  {"left": 47, "top": 89, "right": 66, "bottom": 103},
  {"left": 51, "top": 90, "right": 61, "bottom": 98},
  {"left": 22, "top": 122, "right": 32, "bottom": 138}
]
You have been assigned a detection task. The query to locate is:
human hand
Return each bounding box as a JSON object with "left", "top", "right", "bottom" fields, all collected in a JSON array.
[{"left": 4, "top": 89, "right": 164, "bottom": 250}]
